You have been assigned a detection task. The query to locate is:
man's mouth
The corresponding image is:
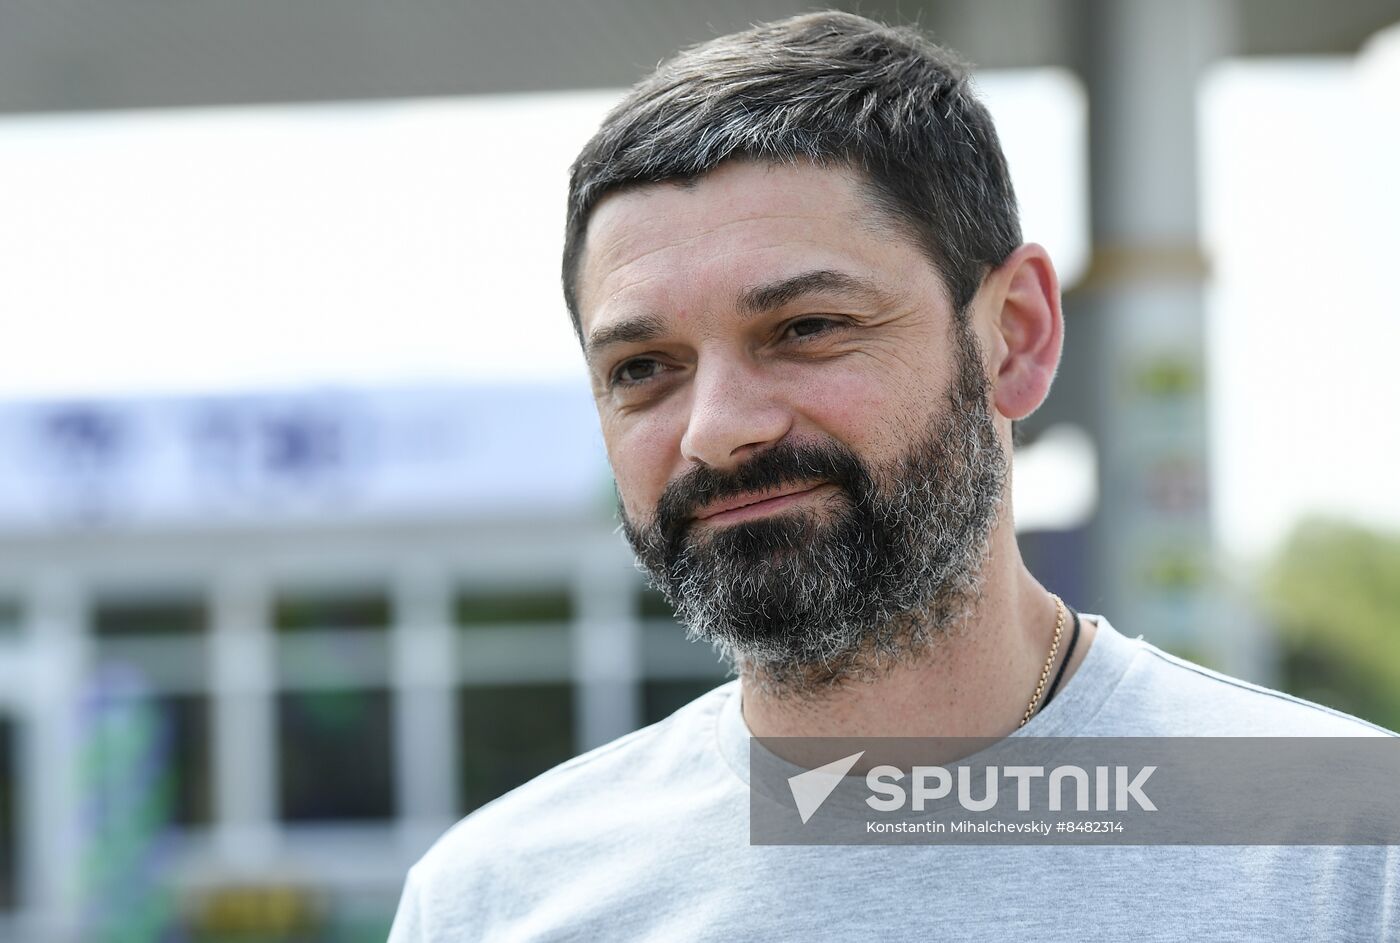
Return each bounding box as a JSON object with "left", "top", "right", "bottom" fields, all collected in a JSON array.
[{"left": 693, "top": 483, "right": 830, "bottom": 525}]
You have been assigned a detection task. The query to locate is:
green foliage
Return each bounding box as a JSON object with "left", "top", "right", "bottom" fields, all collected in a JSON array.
[{"left": 1260, "top": 516, "right": 1400, "bottom": 732}]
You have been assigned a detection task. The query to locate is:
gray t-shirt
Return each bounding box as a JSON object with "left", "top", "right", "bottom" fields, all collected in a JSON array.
[{"left": 389, "top": 616, "right": 1398, "bottom": 941}]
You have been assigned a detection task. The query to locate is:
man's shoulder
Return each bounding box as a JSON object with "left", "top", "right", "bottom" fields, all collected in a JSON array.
[
  {"left": 409, "top": 679, "right": 737, "bottom": 881},
  {"left": 1101, "top": 625, "right": 1396, "bottom": 737}
]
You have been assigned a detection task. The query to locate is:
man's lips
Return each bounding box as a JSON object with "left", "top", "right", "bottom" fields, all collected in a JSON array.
[{"left": 693, "top": 483, "right": 829, "bottom": 524}]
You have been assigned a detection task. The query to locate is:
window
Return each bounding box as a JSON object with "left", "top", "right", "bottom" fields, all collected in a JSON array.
[
  {"left": 455, "top": 587, "right": 573, "bottom": 682},
  {"left": 93, "top": 596, "right": 206, "bottom": 637},
  {"left": 278, "top": 688, "right": 394, "bottom": 822},
  {"left": 275, "top": 589, "right": 394, "bottom": 823},
  {"left": 458, "top": 684, "right": 574, "bottom": 812},
  {"left": 92, "top": 594, "right": 208, "bottom": 693},
  {"left": 454, "top": 589, "right": 572, "bottom": 628},
  {"left": 85, "top": 693, "right": 212, "bottom": 828},
  {"left": 86, "top": 596, "right": 212, "bottom": 829},
  {"left": 274, "top": 590, "right": 390, "bottom": 633}
]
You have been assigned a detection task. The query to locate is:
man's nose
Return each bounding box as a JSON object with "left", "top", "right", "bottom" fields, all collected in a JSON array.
[{"left": 679, "top": 359, "right": 792, "bottom": 471}]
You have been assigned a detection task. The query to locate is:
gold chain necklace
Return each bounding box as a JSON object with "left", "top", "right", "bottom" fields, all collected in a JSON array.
[{"left": 1018, "top": 593, "right": 1066, "bottom": 728}]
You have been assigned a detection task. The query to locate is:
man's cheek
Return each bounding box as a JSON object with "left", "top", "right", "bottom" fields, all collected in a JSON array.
[
  {"left": 614, "top": 481, "right": 659, "bottom": 535},
  {"left": 609, "top": 436, "right": 676, "bottom": 512}
]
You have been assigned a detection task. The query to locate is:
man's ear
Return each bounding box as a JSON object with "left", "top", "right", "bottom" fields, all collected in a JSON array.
[{"left": 984, "top": 243, "right": 1063, "bottom": 421}]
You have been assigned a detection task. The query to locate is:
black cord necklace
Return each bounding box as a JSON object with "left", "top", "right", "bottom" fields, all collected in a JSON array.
[{"left": 1038, "top": 605, "right": 1080, "bottom": 712}]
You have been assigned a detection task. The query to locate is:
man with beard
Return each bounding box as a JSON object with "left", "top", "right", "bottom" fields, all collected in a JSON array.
[
  {"left": 391, "top": 12, "right": 1396, "bottom": 940},
  {"left": 623, "top": 311, "right": 1007, "bottom": 699}
]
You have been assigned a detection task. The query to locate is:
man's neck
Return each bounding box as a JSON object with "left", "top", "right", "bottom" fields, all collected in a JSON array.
[{"left": 737, "top": 560, "right": 1095, "bottom": 739}]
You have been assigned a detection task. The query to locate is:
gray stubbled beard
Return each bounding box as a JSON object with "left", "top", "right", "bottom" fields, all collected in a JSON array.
[{"left": 621, "top": 323, "right": 1008, "bottom": 699}]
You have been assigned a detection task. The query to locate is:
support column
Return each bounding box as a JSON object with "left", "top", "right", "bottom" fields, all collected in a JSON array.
[
  {"left": 391, "top": 562, "right": 458, "bottom": 853},
  {"left": 209, "top": 571, "right": 277, "bottom": 867},
  {"left": 24, "top": 572, "right": 84, "bottom": 942},
  {"left": 1071, "top": 0, "right": 1237, "bottom": 663}
]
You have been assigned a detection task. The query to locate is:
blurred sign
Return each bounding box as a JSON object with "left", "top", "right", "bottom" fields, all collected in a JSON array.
[
  {"left": 0, "top": 385, "right": 609, "bottom": 532},
  {"left": 192, "top": 885, "right": 323, "bottom": 937}
]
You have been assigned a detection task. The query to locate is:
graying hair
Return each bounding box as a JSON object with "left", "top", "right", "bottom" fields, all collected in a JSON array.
[{"left": 561, "top": 10, "right": 1022, "bottom": 333}]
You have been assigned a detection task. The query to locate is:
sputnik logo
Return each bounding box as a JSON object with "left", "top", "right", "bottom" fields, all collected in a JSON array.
[{"left": 787, "top": 751, "right": 865, "bottom": 824}]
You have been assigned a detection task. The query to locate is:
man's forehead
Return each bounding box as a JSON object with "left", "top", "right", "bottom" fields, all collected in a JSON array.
[{"left": 576, "top": 161, "right": 904, "bottom": 325}]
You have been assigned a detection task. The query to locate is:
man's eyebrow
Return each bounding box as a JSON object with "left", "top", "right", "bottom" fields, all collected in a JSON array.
[
  {"left": 583, "top": 270, "right": 884, "bottom": 363},
  {"left": 737, "top": 269, "right": 886, "bottom": 315},
  {"left": 584, "top": 312, "right": 667, "bottom": 363}
]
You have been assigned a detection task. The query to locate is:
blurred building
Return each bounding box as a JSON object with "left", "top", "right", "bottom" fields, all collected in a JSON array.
[{"left": 0, "top": 385, "right": 734, "bottom": 941}]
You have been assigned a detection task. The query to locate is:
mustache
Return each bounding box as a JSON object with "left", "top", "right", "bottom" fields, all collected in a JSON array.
[{"left": 652, "top": 439, "right": 872, "bottom": 541}]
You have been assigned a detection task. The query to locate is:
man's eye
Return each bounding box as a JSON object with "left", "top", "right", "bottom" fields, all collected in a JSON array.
[
  {"left": 612, "top": 358, "right": 663, "bottom": 386},
  {"left": 785, "top": 317, "right": 840, "bottom": 340}
]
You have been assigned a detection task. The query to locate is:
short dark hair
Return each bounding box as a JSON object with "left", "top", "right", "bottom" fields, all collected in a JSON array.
[{"left": 562, "top": 10, "right": 1022, "bottom": 336}]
